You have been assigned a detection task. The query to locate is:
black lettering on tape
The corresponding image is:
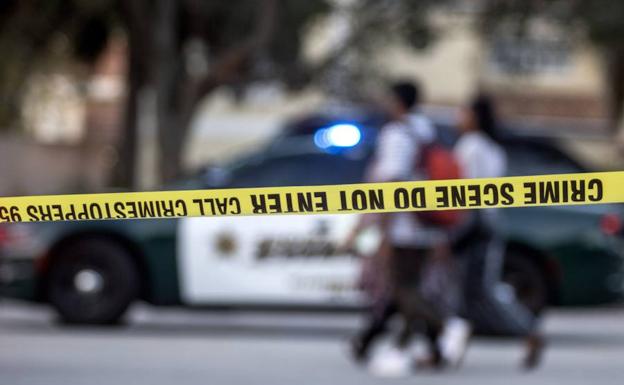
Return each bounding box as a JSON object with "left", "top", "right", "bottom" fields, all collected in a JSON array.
[
  {"left": 395, "top": 188, "right": 410, "bottom": 209},
  {"left": 251, "top": 194, "right": 267, "bottom": 214},
  {"left": 524, "top": 182, "right": 537, "bottom": 204},
  {"left": 588, "top": 179, "right": 603, "bottom": 201},
  {"left": 501, "top": 183, "right": 514, "bottom": 205},
  {"left": 314, "top": 192, "right": 328, "bottom": 212},
  {"left": 435, "top": 187, "right": 449, "bottom": 208},
  {"left": 0, "top": 206, "right": 22, "bottom": 222}
]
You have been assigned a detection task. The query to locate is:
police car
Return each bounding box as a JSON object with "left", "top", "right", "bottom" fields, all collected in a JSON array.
[{"left": 1, "top": 111, "right": 624, "bottom": 327}]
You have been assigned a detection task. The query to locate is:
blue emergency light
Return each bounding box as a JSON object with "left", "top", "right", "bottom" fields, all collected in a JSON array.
[{"left": 314, "top": 123, "right": 361, "bottom": 149}]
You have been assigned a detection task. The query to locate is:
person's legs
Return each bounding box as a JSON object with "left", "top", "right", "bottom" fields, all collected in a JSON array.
[
  {"left": 351, "top": 300, "right": 397, "bottom": 362},
  {"left": 462, "top": 230, "right": 545, "bottom": 369},
  {"left": 391, "top": 248, "right": 449, "bottom": 367},
  {"left": 424, "top": 321, "right": 443, "bottom": 366},
  {"left": 485, "top": 238, "right": 545, "bottom": 369},
  {"left": 394, "top": 308, "right": 416, "bottom": 350},
  {"left": 419, "top": 242, "right": 472, "bottom": 368}
]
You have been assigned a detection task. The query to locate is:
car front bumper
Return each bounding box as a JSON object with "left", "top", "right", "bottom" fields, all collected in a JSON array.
[{"left": 0, "top": 256, "right": 39, "bottom": 301}]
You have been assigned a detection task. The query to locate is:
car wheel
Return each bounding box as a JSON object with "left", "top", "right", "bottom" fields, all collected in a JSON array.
[
  {"left": 47, "top": 238, "right": 139, "bottom": 324},
  {"left": 502, "top": 249, "right": 548, "bottom": 316}
]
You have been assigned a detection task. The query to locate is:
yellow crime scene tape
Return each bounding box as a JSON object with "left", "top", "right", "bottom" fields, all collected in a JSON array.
[{"left": 0, "top": 171, "right": 622, "bottom": 224}]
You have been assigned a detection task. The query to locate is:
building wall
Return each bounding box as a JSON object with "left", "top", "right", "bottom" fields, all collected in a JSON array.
[
  {"left": 373, "top": 13, "right": 481, "bottom": 105},
  {"left": 373, "top": 11, "right": 606, "bottom": 121},
  {"left": 0, "top": 135, "right": 109, "bottom": 196}
]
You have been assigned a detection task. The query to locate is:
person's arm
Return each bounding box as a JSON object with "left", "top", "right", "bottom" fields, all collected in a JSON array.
[
  {"left": 342, "top": 211, "right": 393, "bottom": 248},
  {"left": 454, "top": 136, "right": 480, "bottom": 179}
]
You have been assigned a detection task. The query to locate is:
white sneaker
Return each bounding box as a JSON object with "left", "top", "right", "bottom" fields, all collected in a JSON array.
[
  {"left": 439, "top": 317, "right": 472, "bottom": 368},
  {"left": 368, "top": 346, "right": 412, "bottom": 377}
]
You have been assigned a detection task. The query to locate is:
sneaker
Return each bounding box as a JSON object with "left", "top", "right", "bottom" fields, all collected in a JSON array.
[
  {"left": 439, "top": 317, "right": 472, "bottom": 368},
  {"left": 369, "top": 347, "right": 412, "bottom": 377}
]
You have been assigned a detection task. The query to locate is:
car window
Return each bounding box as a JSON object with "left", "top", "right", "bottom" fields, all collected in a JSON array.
[
  {"left": 504, "top": 142, "right": 582, "bottom": 176},
  {"left": 228, "top": 153, "right": 367, "bottom": 188},
  {"left": 308, "top": 154, "right": 367, "bottom": 185}
]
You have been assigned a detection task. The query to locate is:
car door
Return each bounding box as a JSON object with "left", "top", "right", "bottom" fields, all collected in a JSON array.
[{"left": 177, "top": 152, "right": 369, "bottom": 306}]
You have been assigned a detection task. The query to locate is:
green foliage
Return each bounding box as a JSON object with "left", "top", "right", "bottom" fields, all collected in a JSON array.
[
  {"left": 0, "top": 0, "right": 115, "bottom": 130},
  {"left": 353, "top": 0, "right": 443, "bottom": 51},
  {"left": 0, "top": 0, "right": 445, "bottom": 185},
  {"left": 266, "top": 0, "right": 332, "bottom": 86},
  {"left": 570, "top": 1, "right": 624, "bottom": 49},
  {"left": 480, "top": 0, "right": 624, "bottom": 49}
]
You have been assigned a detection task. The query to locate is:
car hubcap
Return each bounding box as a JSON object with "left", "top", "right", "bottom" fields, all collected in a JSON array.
[{"left": 73, "top": 269, "right": 104, "bottom": 294}]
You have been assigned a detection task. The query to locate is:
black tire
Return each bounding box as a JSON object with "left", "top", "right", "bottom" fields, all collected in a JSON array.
[
  {"left": 47, "top": 238, "right": 139, "bottom": 324},
  {"left": 502, "top": 249, "right": 548, "bottom": 316}
]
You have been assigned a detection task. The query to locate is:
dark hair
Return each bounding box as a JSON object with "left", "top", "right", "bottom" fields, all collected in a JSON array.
[
  {"left": 470, "top": 94, "right": 499, "bottom": 141},
  {"left": 390, "top": 81, "right": 420, "bottom": 110}
]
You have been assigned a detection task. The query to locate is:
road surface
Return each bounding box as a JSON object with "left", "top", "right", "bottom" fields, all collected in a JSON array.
[{"left": 1, "top": 300, "right": 623, "bottom": 385}]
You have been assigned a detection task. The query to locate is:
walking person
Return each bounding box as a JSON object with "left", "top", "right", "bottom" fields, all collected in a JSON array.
[
  {"left": 347, "top": 214, "right": 396, "bottom": 364},
  {"left": 453, "top": 94, "right": 545, "bottom": 369},
  {"left": 346, "top": 81, "right": 470, "bottom": 373}
]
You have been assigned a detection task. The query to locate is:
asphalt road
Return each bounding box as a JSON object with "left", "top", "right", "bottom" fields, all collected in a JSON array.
[{"left": 1, "top": 300, "right": 623, "bottom": 385}]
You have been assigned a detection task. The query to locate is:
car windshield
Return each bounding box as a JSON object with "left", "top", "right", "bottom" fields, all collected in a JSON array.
[
  {"left": 200, "top": 121, "right": 587, "bottom": 189},
  {"left": 504, "top": 140, "right": 584, "bottom": 176}
]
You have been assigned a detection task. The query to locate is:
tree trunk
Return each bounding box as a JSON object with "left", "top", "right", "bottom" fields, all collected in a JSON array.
[
  {"left": 152, "top": 0, "right": 278, "bottom": 184},
  {"left": 606, "top": 48, "right": 624, "bottom": 134},
  {"left": 112, "top": 0, "right": 152, "bottom": 188},
  {"left": 155, "top": 0, "right": 186, "bottom": 184},
  {"left": 111, "top": 48, "right": 141, "bottom": 188}
]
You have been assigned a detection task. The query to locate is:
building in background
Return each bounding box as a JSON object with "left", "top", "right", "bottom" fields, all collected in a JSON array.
[
  {"left": 186, "top": 6, "right": 607, "bottom": 167},
  {"left": 374, "top": 7, "right": 606, "bottom": 126},
  {"left": 0, "top": 4, "right": 611, "bottom": 195}
]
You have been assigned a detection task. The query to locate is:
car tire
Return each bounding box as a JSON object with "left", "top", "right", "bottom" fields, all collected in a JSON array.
[
  {"left": 47, "top": 238, "right": 139, "bottom": 325},
  {"left": 502, "top": 249, "right": 548, "bottom": 316}
]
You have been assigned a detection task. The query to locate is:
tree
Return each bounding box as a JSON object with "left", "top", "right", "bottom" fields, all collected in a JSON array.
[
  {"left": 0, "top": 0, "right": 444, "bottom": 188},
  {"left": 0, "top": 0, "right": 111, "bottom": 133},
  {"left": 115, "top": 0, "right": 449, "bottom": 186},
  {"left": 478, "top": 0, "right": 624, "bottom": 133},
  {"left": 114, "top": 0, "right": 333, "bottom": 186}
]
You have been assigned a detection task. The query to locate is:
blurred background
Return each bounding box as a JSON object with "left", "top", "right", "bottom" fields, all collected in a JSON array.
[
  {"left": 2, "top": 0, "right": 624, "bottom": 195},
  {"left": 2, "top": 0, "right": 624, "bottom": 384}
]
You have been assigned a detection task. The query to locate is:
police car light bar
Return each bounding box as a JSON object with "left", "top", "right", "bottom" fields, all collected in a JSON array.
[{"left": 314, "top": 124, "right": 361, "bottom": 149}]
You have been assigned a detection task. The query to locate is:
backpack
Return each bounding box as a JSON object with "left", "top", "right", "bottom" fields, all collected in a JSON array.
[{"left": 414, "top": 141, "right": 464, "bottom": 228}]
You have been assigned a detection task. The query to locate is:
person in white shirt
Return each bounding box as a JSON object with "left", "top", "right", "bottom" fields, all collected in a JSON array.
[
  {"left": 366, "top": 103, "right": 447, "bottom": 248},
  {"left": 348, "top": 82, "right": 469, "bottom": 372},
  {"left": 453, "top": 94, "right": 544, "bottom": 369}
]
